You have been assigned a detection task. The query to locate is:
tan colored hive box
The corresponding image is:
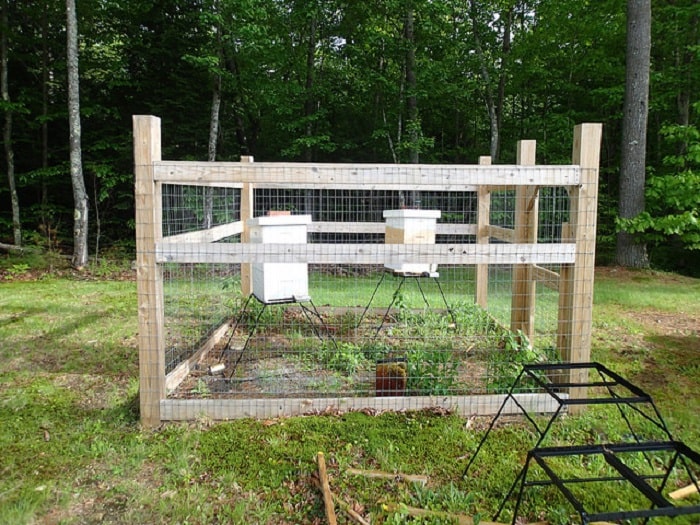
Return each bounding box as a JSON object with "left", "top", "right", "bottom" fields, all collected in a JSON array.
[
  {"left": 383, "top": 209, "right": 441, "bottom": 274},
  {"left": 247, "top": 214, "right": 312, "bottom": 303}
]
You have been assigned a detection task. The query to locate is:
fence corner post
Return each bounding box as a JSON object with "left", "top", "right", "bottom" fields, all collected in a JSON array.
[
  {"left": 557, "top": 123, "right": 602, "bottom": 409},
  {"left": 134, "top": 115, "right": 165, "bottom": 428}
]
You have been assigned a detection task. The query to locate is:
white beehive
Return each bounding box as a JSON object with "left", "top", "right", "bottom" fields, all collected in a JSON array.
[
  {"left": 247, "top": 215, "right": 312, "bottom": 303},
  {"left": 383, "top": 209, "right": 441, "bottom": 274}
]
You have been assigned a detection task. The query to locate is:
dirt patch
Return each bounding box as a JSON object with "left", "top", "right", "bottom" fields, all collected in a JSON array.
[{"left": 626, "top": 310, "right": 699, "bottom": 337}]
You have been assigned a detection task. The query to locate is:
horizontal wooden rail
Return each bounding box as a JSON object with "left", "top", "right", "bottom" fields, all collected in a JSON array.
[
  {"left": 162, "top": 220, "right": 480, "bottom": 241},
  {"left": 156, "top": 242, "right": 575, "bottom": 265},
  {"left": 161, "top": 222, "right": 244, "bottom": 244},
  {"left": 488, "top": 225, "right": 515, "bottom": 243},
  {"left": 533, "top": 264, "right": 561, "bottom": 291},
  {"left": 152, "top": 161, "right": 580, "bottom": 189}
]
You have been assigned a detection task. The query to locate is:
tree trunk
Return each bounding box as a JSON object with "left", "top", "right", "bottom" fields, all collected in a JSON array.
[
  {"left": 616, "top": 0, "right": 651, "bottom": 268},
  {"left": 495, "top": 6, "right": 513, "bottom": 162},
  {"left": 404, "top": 4, "right": 420, "bottom": 207},
  {"left": 469, "top": 0, "right": 499, "bottom": 161},
  {"left": 2, "top": 0, "right": 21, "bottom": 247},
  {"left": 303, "top": 13, "right": 317, "bottom": 163},
  {"left": 66, "top": 0, "right": 89, "bottom": 269}
]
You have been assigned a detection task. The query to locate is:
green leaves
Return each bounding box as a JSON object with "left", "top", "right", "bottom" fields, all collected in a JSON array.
[{"left": 618, "top": 120, "right": 700, "bottom": 251}]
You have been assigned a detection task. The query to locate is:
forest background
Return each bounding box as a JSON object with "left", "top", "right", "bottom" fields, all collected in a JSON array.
[{"left": 1, "top": 0, "right": 698, "bottom": 275}]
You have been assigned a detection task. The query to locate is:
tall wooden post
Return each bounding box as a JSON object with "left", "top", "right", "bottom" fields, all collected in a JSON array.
[
  {"left": 511, "top": 140, "right": 538, "bottom": 342},
  {"left": 239, "top": 156, "right": 254, "bottom": 296},
  {"left": 475, "top": 156, "right": 492, "bottom": 308},
  {"left": 557, "top": 123, "right": 602, "bottom": 405},
  {"left": 133, "top": 115, "right": 165, "bottom": 427}
]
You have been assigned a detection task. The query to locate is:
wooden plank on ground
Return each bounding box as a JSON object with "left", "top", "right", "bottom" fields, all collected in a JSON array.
[{"left": 669, "top": 483, "right": 699, "bottom": 500}]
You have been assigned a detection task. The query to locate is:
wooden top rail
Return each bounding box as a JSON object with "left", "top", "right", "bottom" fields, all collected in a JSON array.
[
  {"left": 156, "top": 241, "right": 576, "bottom": 266},
  {"left": 152, "top": 161, "right": 581, "bottom": 189}
]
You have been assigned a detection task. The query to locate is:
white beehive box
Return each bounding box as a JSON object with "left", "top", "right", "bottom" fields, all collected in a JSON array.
[
  {"left": 247, "top": 215, "right": 312, "bottom": 303},
  {"left": 383, "top": 209, "right": 441, "bottom": 274}
]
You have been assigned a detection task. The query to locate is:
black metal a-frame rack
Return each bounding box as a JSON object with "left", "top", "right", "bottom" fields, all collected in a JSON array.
[
  {"left": 462, "top": 362, "right": 700, "bottom": 524},
  {"left": 357, "top": 269, "right": 457, "bottom": 337},
  {"left": 218, "top": 293, "right": 338, "bottom": 378}
]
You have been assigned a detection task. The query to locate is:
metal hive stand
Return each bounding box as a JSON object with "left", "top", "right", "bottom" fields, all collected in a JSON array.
[
  {"left": 357, "top": 269, "right": 456, "bottom": 337},
  {"left": 218, "top": 293, "right": 338, "bottom": 377},
  {"left": 462, "top": 362, "right": 700, "bottom": 524}
]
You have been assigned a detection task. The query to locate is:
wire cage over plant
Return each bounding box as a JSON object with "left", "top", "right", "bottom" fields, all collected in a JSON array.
[{"left": 134, "top": 116, "right": 602, "bottom": 426}]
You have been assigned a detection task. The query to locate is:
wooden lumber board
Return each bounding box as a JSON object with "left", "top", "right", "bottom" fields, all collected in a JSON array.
[
  {"left": 240, "top": 181, "right": 254, "bottom": 296},
  {"left": 511, "top": 140, "right": 538, "bottom": 341},
  {"left": 669, "top": 483, "right": 699, "bottom": 500},
  {"left": 308, "top": 222, "right": 477, "bottom": 236},
  {"left": 557, "top": 124, "right": 603, "bottom": 407},
  {"left": 153, "top": 161, "right": 581, "bottom": 188},
  {"left": 164, "top": 320, "right": 230, "bottom": 393},
  {"left": 475, "top": 156, "right": 491, "bottom": 308},
  {"left": 161, "top": 221, "right": 243, "bottom": 244},
  {"left": 533, "top": 264, "right": 560, "bottom": 291},
  {"left": 487, "top": 225, "right": 515, "bottom": 243},
  {"left": 159, "top": 392, "right": 564, "bottom": 421},
  {"left": 134, "top": 115, "right": 166, "bottom": 427},
  {"left": 156, "top": 241, "right": 576, "bottom": 266}
]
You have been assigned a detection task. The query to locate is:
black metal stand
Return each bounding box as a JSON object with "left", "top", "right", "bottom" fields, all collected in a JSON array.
[
  {"left": 357, "top": 270, "right": 456, "bottom": 337},
  {"left": 462, "top": 362, "right": 700, "bottom": 524},
  {"left": 218, "top": 293, "right": 338, "bottom": 377}
]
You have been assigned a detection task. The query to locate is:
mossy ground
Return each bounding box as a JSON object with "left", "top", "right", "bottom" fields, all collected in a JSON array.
[{"left": 0, "top": 260, "right": 698, "bottom": 524}]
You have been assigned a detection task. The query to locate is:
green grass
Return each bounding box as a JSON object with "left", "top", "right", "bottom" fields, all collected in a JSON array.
[{"left": 0, "top": 262, "right": 699, "bottom": 524}]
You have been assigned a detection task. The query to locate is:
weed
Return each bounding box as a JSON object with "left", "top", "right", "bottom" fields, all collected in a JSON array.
[
  {"left": 485, "top": 330, "right": 559, "bottom": 393},
  {"left": 407, "top": 348, "right": 460, "bottom": 395},
  {"left": 3, "top": 263, "right": 30, "bottom": 280}
]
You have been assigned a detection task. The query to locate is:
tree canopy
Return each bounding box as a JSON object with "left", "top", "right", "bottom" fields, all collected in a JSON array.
[{"left": 1, "top": 0, "right": 698, "bottom": 274}]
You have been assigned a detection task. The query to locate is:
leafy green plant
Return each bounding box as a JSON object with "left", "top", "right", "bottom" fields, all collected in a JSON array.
[
  {"left": 485, "top": 331, "right": 559, "bottom": 393},
  {"left": 407, "top": 348, "right": 460, "bottom": 395},
  {"left": 318, "top": 341, "right": 368, "bottom": 374},
  {"left": 617, "top": 118, "right": 700, "bottom": 253},
  {"left": 3, "top": 263, "right": 30, "bottom": 280}
]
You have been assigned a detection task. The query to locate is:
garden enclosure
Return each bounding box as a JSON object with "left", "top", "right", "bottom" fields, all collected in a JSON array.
[{"left": 134, "top": 115, "right": 602, "bottom": 427}]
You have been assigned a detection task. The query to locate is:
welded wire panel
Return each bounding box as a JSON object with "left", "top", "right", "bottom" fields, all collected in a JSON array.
[{"left": 155, "top": 178, "right": 573, "bottom": 407}]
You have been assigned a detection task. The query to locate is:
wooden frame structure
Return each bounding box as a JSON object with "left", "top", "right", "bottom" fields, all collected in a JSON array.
[{"left": 134, "top": 115, "right": 602, "bottom": 427}]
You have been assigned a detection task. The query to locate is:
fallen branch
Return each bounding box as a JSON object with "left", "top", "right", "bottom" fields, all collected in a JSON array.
[
  {"left": 332, "top": 492, "right": 371, "bottom": 525},
  {"left": 669, "top": 483, "right": 700, "bottom": 500},
  {"left": 0, "top": 242, "right": 25, "bottom": 253},
  {"left": 316, "top": 452, "right": 337, "bottom": 525},
  {"left": 346, "top": 467, "right": 428, "bottom": 485},
  {"left": 383, "top": 503, "right": 505, "bottom": 525}
]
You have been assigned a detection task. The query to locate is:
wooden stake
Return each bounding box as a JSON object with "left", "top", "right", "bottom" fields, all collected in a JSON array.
[{"left": 317, "top": 452, "right": 337, "bottom": 525}]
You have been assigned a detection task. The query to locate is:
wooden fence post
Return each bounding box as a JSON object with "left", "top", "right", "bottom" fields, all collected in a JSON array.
[
  {"left": 511, "top": 140, "right": 538, "bottom": 342},
  {"left": 557, "top": 123, "right": 602, "bottom": 405},
  {"left": 240, "top": 156, "right": 254, "bottom": 297},
  {"left": 134, "top": 115, "right": 165, "bottom": 427},
  {"left": 475, "top": 156, "right": 491, "bottom": 309}
]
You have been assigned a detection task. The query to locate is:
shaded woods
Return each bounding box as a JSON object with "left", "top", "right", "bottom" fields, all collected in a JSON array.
[{"left": 1, "top": 1, "right": 698, "bottom": 274}]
